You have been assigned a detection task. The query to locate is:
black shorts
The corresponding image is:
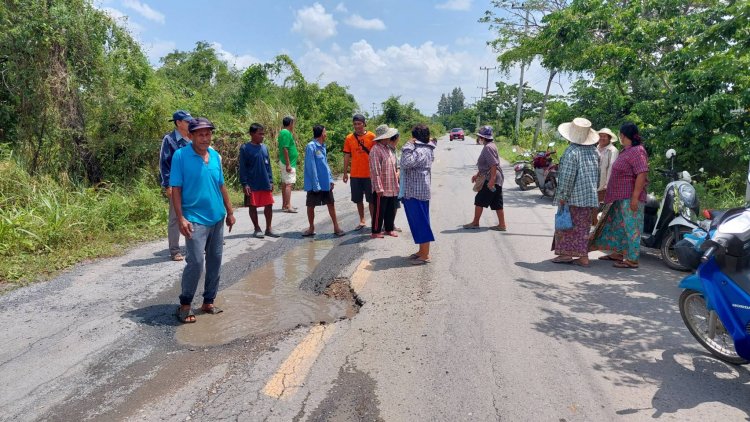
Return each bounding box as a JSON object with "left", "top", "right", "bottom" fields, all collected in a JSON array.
[
  {"left": 350, "top": 177, "right": 373, "bottom": 203},
  {"left": 306, "top": 190, "right": 335, "bottom": 207},
  {"left": 474, "top": 182, "right": 503, "bottom": 210}
]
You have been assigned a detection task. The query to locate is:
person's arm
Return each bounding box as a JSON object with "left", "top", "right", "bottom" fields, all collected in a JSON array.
[
  {"left": 159, "top": 136, "right": 172, "bottom": 195},
  {"left": 306, "top": 145, "right": 321, "bottom": 191},
  {"left": 400, "top": 143, "right": 430, "bottom": 170},
  {"left": 555, "top": 150, "right": 577, "bottom": 204},
  {"left": 370, "top": 151, "right": 384, "bottom": 194},
  {"left": 342, "top": 154, "right": 351, "bottom": 183},
  {"left": 266, "top": 147, "right": 274, "bottom": 191},
  {"left": 487, "top": 165, "right": 498, "bottom": 192},
  {"left": 171, "top": 187, "right": 193, "bottom": 238},
  {"left": 631, "top": 173, "right": 647, "bottom": 211},
  {"left": 283, "top": 148, "right": 292, "bottom": 172},
  {"left": 220, "top": 185, "right": 236, "bottom": 232},
  {"left": 238, "top": 145, "right": 251, "bottom": 196}
]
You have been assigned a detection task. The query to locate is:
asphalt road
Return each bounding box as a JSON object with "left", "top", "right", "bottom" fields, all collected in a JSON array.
[{"left": 2, "top": 135, "right": 750, "bottom": 421}]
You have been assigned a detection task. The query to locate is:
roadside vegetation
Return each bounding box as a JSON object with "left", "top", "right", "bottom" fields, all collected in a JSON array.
[{"left": 0, "top": 1, "right": 440, "bottom": 284}]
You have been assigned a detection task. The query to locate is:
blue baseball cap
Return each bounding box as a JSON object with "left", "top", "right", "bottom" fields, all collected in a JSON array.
[{"left": 169, "top": 110, "right": 194, "bottom": 122}]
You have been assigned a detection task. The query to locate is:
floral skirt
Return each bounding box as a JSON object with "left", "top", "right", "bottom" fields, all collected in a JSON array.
[
  {"left": 552, "top": 206, "right": 596, "bottom": 256},
  {"left": 589, "top": 200, "right": 644, "bottom": 261}
]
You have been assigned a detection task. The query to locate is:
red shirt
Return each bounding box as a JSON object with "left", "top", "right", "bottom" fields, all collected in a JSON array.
[{"left": 605, "top": 144, "right": 649, "bottom": 203}]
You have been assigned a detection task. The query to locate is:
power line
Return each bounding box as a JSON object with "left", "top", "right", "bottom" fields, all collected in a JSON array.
[{"left": 479, "top": 66, "right": 496, "bottom": 98}]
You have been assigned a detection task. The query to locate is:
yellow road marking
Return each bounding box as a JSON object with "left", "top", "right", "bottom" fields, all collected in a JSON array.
[
  {"left": 350, "top": 259, "right": 372, "bottom": 294},
  {"left": 262, "top": 324, "right": 336, "bottom": 399}
]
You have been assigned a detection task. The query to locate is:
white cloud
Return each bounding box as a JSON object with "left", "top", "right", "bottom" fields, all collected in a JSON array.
[
  {"left": 100, "top": 7, "right": 144, "bottom": 35},
  {"left": 211, "top": 42, "right": 260, "bottom": 70},
  {"left": 345, "top": 14, "right": 386, "bottom": 30},
  {"left": 335, "top": 2, "right": 348, "bottom": 13},
  {"left": 436, "top": 0, "right": 473, "bottom": 11},
  {"left": 121, "top": 0, "right": 165, "bottom": 24},
  {"left": 455, "top": 36, "right": 476, "bottom": 46},
  {"left": 143, "top": 39, "right": 176, "bottom": 63},
  {"left": 292, "top": 3, "right": 337, "bottom": 42}
]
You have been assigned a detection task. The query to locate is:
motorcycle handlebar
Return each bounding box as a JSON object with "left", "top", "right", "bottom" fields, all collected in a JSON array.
[{"left": 702, "top": 245, "right": 718, "bottom": 263}]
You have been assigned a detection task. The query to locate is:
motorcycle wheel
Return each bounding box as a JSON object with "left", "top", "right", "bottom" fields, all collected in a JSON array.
[
  {"left": 679, "top": 289, "right": 748, "bottom": 365},
  {"left": 518, "top": 174, "right": 534, "bottom": 191},
  {"left": 661, "top": 227, "right": 692, "bottom": 271},
  {"left": 542, "top": 176, "right": 556, "bottom": 197}
]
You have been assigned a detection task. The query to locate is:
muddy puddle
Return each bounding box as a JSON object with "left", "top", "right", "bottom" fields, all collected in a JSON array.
[{"left": 176, "top": 240, "right": 358, "bottom": 347}]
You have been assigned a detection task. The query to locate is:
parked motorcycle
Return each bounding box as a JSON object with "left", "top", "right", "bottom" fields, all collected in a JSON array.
[
  {"left": 678, "top": 207, "right": 750, "bottom": 365},
  {"left": 641, "top": 149, "right": 701, "bottom": 271},
  {"left": 512, "top": 149, "right": 536, "bottom": 191},
  {"left": 532, "top": 142, "right": 558, "bottom": 198}
]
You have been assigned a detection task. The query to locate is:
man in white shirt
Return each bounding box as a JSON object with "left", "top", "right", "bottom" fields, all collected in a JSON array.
[{"left": 593, "top": 128, "right": 619, "bottom": 225}]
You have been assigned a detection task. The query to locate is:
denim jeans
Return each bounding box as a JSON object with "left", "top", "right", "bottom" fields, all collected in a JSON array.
[{"left": 179, "top": 220, "right": 224, "bottom": 306}]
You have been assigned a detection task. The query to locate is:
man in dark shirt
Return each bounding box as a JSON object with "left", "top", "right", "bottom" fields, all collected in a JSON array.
[
  {"left": 239, "top": 123, "right": 280, "bottom": 239},
  {"left": 159, "top": 110, "right": 193, "bottom": 261}
]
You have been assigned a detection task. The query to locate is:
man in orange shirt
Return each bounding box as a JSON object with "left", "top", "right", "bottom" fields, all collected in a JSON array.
[{"left": 342, "top": 113, "right": 376, "bottom": 230}]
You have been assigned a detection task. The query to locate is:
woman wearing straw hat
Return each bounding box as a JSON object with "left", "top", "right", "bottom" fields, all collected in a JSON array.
[
  {"left": 463, "top": 125, "right": 507, "bottom": 231},
  {"left": 592, "top": 128, "right": 619, "bottom": 226},
  {"left": 369, "top": 124, "right": 400, "bottom": 238},
  {"left": 551, "top": 118, "right": 600, "bottom": 267},
  {"left": 590, "top": 122, "right": 649, "bottom": 269}
]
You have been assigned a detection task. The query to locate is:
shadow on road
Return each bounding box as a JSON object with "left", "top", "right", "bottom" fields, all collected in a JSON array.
[
  {"left": 124, "top": 304, "right": 181, "bottom": 327},
  {"left": 514, "top": 253, "right": 750, "bottom": 418},
  {"left": 368, "top": 255, "right": 421, "bottom": 271}
]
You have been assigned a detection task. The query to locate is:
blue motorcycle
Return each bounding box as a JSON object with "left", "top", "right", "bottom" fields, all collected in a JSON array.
[{"left": 678, "top": 207, "right": 750, "bottom": 365}]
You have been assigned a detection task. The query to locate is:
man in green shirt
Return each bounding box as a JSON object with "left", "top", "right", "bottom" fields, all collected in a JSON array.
[{"left": 278, "top": 116, "right": 299, "bottom": 213}]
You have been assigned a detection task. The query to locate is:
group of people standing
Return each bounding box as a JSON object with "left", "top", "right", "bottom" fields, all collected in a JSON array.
[
  {"left": 551, "top": 117, "right": 649, "bottom": 269},
  {"left": 159, "top": 111, "right": 437, "bottom": 323}
]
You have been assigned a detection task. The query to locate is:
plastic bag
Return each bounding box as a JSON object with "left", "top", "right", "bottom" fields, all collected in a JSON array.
[{"left": 555, "top": 205, "right": 573, "bottom": 231}]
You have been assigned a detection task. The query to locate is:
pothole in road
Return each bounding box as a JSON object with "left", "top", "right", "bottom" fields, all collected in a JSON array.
[{"left": 176, "top": 240, "right": 361, "bottom": 347}]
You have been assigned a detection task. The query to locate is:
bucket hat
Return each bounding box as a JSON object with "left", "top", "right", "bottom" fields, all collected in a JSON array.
[
  {"left": 373, "top": 124, "right": 399, "bottom": 141},
  {"left": 597, "top": 128, "right": 619, "bottom": 143},
  {"left": 476, "top": 125, "right": 494, "bottom": 140},
  {"left": 558, "top": 118, "right": 598, "bottom": 145}
]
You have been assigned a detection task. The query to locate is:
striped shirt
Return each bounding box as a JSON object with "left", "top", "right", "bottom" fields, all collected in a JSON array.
[
  {"left": 554, "top": 143, "right": 600, "bottom": 208},
  {"left": 400, "top": 141, "right": 435, "bottom": 201},
  {"left": 369, "top": 142, "right": 399, "bottom": 197}
]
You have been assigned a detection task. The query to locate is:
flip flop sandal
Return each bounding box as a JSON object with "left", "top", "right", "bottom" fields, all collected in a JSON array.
[
  {"left": 301, "top": 231, "right": 316, "bottom": 237},
  {"left": 284, "top": 208, "right": 299, "bottom": 213},
  {"left": 201, "top": 305, "right": 223, "bottom": 315},
  {"left": 571, "top": 259, "right": 590, "bottom": 268},
  {"left": 462, "top": 224, "right": 480, "bottom": 229},
  {"left": 334, "top": 230, "right": 346, "bottom": 237},
  {"left": 552, "top": 258, "right": 574, "bottom": 264},
  {"left": 176, "top": 307, "right": 196, "bottom": 323},
  {"left": 411, "top": 258, "right": 431, "bottom": 265},
  {"left": 385, "top": 231, "right": 399, "bottom": 237},
  {"left": 171, "top": 253, "right": 184, "bottom": 262},
  {"left": 598, "top": 255, "right": 622, "bottom": 261},
  {"left": 490, "top": 226, "right": 507, "bottom": 232},
  {"left": 613, "top": 261, "right": 639, "bottom": 269},
  {"left": 407, "top": 253, "right": 420, "bottom": 260}
]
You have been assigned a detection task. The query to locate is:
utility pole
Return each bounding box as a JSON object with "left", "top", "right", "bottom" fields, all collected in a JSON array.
[
  {"left": 477, "top": 86, "right": 486, "bottom": 98},
  {"left": 480, "top": 66, "right": 496, "bottom": 99},
  {"left": 512, "top": 3, "right": 530, "bottom": 143},
  {"left": 372, "top": 102, "right": 377, "bottom": 117}
]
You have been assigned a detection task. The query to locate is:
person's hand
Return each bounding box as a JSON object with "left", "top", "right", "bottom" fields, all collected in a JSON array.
[
  {"left": 559, "top": 199, "right": 566, "bottom": 206},
  {"left": 330, "top": 182, "right": 335, "bottom": 191},
  {"left": 630, "top": 198, "right": 639, "bottom": 212},
  {"left": 488, "top": 178, "right": 496, "bottom": 188},
  {"left": 343, "top": 173, "right": 349, "bottom": 183},
  {"left": 243, "top": 186, "right": 252, "bottom": 196},
  {"left": 286, "top": 165, "right": 292, "bottom": 173},
  {"left": 409, "top": 138, "right": 416, "bottom": 144},
  {"left": 179, "top": 217, "right": 193, "bottom": 239},
  {"left": 471, "top": 175, "right": 478, "bottom": 183},
  {"left": 226, "top": 213, "right": 236, "bottom": 232}
]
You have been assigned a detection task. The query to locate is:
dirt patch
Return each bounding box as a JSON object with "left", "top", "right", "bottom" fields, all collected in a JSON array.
[{"left": 324, "top": 277, "right": 363, "bottom": 314}]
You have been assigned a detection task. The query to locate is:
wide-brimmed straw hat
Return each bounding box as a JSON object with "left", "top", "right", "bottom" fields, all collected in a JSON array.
[
  {"left": 597, "top": 128, "right": 619, "bottom": 143},
  {"left": 373, "top": 124, "right": 399, "bottom": 141},
  {"left": 558, "top": 117, "right": 598, "bottom": 145}
]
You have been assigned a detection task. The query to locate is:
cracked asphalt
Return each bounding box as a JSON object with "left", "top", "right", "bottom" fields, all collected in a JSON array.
[{"left": 2, "top": 135, "right": 750, "bottom": 421}]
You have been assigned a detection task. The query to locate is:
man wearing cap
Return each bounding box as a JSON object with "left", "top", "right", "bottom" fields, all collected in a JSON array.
[
  {"left": 170, "top": 117, "right": 236, "bottom": 323},
  {"left": 160, "top": 110, "right": 193, "bottom": 261},
  {"left": 369, "top": 124, "right": 400, "bottom": 238},
  {"left": 278, "top": 116, "right": 299, "bottom": 213},
  {"left": 342, "top": 114, "right": 376, "bottom": 230}
]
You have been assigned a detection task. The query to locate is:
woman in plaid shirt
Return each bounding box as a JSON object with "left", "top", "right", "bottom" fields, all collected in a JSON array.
[
  {"left": 590, "top": 123, "right": 649, "bottom": 269},
  {"left": 400, "top": 124, "right": 436, "bottom": 265},
  {"left": 551, "top": 118, "right": 601, "bottom": 267}
]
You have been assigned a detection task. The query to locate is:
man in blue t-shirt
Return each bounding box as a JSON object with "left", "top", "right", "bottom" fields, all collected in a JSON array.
[
  {"left": 239, "top": 123, "right": 279, "bottom": 239},
  {"left": 170, "top": 117, "right": 236, "bottom": 323},
  {"left": 302, "top": 125, "right": 344, "bottom": 237}
]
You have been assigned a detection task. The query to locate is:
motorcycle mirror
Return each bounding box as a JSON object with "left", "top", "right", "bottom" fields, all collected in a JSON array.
[{"left": 665, "top": 149, "right": 677, "bottom": 159}]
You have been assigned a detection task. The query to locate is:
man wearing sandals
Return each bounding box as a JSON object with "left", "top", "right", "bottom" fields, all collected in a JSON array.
[
  {"left": 171, "top": 117, "right": 236, "bottom": 323},
  {"left": 160, "top": 110, "right": 193, "bottom": 261},
  {"left": 278, "top": 116, "right": 299, "bottom": 213},
  {"left": 302, "top": 125, "right": 344, "bottom": 238}
]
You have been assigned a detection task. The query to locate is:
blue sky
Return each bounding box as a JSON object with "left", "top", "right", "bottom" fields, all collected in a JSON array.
[{"left": 95, "top": 0, "right": 565, "bottom": 115}]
